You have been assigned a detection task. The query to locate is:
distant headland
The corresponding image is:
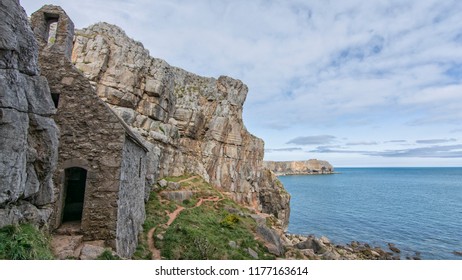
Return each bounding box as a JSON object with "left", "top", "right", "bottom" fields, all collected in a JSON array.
[{"left": 264, "top": 159, "right": 334, "bottom": 176}]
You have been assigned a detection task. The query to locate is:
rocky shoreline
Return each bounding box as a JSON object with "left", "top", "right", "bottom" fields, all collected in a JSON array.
[{"left": 281, "top": 234, "right": 418, "bottom": 260}]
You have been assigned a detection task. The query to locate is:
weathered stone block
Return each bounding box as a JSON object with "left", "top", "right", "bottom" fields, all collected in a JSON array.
[{"left": 145, "top": 79, "right": 163, "bottom": 97}]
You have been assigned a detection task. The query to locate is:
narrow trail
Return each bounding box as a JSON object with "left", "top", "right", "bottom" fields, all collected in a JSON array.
[
  {"left": 176, "top": 175, "right": 199, "bottom": 184},
  {"left": 195, "top": 196, "right": 222, "bottom": 207},
  {"left": 147, "top": 195, "right": 223, "bottom": 259},
  {"left": 167, "top": 205, "right": 185, "bottom": 226},
  {"left": 147, "top": 227, "right": 160, "bottom": 260}
]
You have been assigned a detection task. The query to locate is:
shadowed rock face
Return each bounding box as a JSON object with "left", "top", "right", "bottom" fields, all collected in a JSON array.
[
  {"left": 0, "top": 0, "right": 59, "bottom": 228},
  {"left": 71, "top": 22, "right": 290, "bottom": 227},
  {"left": 264, "top": 159, "right": 334, "bottom": 176}
]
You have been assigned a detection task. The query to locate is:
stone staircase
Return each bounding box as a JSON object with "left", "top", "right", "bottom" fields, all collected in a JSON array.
[{"left": 51, "top": 222, "right": 109, "bottom": 260}]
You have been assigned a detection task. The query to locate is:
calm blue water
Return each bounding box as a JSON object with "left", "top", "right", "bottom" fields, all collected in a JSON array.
[{"left": 280, "top": 168, "right": 462, "bottom": 260}]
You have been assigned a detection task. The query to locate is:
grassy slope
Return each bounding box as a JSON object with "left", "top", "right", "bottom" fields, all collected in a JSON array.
[
  {"left": 134, "top": 174, "right": 274, "bottom": 260},
  {"left": 0, "top": 223, "right": 54, "bottom": 260}
]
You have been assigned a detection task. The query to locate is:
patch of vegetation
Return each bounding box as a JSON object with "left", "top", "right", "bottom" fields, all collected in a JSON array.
[
  {"left": 142, "top": 192, "right": 174, "bottom": 232},
  {"left": 266, "top": 216, "right": 275, "bottom": 228},
  {"left": 159, "top": 202, "right": 273, "bottom": 260},
  {"left": 97, "top": 250, "right": 121, "bottom": 260},
  {"left": 134, "top": 174, "right": 275, "bottom": 260},
  {"left": 163, "top": 174, "right": 193, "bottom": 183},
  {"left": 132, "top": 236, "right": 152, "bottom": 260},
  {"left": 220, "top": 214, "right": 240, "bottom": 228},
  {"left": 133, "top": 187, "right": 176, "bottom": 259},
  {"left": 0, "top": 223, "right": 54, "bottom": 260}
]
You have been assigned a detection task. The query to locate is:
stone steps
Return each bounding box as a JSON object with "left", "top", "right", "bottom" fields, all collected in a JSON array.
[{"left": 51, "top": 222, "right": 112, "bottom": 260}]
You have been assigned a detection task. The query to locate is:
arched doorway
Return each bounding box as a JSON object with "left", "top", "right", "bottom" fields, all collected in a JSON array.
[{"left": 62, "top": 167, "right": 87, "bottom": 222}]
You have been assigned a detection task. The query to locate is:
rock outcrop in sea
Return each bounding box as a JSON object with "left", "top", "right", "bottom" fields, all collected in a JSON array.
[{"left": 264, "top": 159, "right": 334, "bottom": 176}]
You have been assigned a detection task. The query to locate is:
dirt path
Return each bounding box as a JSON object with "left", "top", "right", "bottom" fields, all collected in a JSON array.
[
  {"left": 195, "top": 196, "right": 222, "bottom": 207},
  {"left": 167, "top": 205, "right": 185, "bottom": 226},
  {"left": 147, "top": 196, "right": 222, "bottom": 259},
  {"left": 147, "top": 227, "right": 160, "bottom": 260},
  {"left": 177, "top": 175, "right": 199, "bottom": 184}
]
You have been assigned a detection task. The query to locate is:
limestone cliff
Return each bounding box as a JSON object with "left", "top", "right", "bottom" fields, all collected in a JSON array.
[
  {"left": 264, "top": 159, "right": 334, "bottom": 176},
  {"left": 0, "top": 0, "right": 59, "bottom": 228},
  {"left": 71, "top": 23, "right": 290, "bottom": 227}
]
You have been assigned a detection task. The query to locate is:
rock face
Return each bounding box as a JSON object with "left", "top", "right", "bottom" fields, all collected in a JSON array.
[
  {"left": 30, "top": 5, "right": 147, "bottom": 258},
  {"left": 1, "top": 1, "right": 290, "bottom": 258},
  {"left": 0, "top": 0, "right": 59, "bottom": 228},
  {"left": 71, "top": 23, "right": 290, "bottom": 227},
  {"left": 264, "top": 159, "right": 334, "bottom": 176}
]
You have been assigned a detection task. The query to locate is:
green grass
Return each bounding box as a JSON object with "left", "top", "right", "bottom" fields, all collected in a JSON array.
[
  {"left": 133, "top": 187, "right": 178, "bottom": 259},
  {"left": 0, "top": 223, "right": 54, "bottom": 260},
  {"left": 134, "top": 174, "right": 275, "bottom": 260},
  {"left": 97, "top": 249, "right": 121, "bottom": 260},
  {"left": 142, "top": 192, "right": 174, "bottom": 231},
  {"left": 159, "top": 200, "right": 273, "bottom": 260},
  {"left": 163, "top": 174, "right": 193, "bottom": 183}
]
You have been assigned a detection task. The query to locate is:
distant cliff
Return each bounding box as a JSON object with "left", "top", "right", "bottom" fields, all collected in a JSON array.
[{"left": 264, "top": 159, "right": 334, "bottom": 176}]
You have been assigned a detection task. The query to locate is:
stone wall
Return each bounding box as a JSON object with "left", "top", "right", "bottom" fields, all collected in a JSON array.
[
  {"left": 116, "top": 137, "right": 147, "bottom": 258},
  {"left": 71, "top": 23, "right": 290, "bottom": 228},
  {"left": 0, "top": 0, "right": 59, "bottom": 228},
  {"left": 264, "top": 159, "right": 335, "bottom": 176},
  {"left": 31, "top": 6, "right": 147, "bottom": 254}
]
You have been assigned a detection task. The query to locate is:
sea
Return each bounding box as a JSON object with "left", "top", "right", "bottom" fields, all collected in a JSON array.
[{"left": 279, "top": 167, "right": 462, "bottom": 260}]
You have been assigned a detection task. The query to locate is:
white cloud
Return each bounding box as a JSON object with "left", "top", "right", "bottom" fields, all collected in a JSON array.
[
  {"left": 20, "top": 0, "right": 462, "bottom": 166},
  {"left": 287, "top": 135, "right": 337, "bottom": 145}
]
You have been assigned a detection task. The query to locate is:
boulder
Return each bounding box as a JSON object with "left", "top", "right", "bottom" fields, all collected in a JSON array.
[
  {"left": 319, "top": 236, "right": 331, "bottom": 245},
  {"left": 79, "top": 244, "right": 107, "bottom": 260},
  {"left": 388, "top": 243, "right": 401, "bottom": 254},
  {"left": 158, "top": 179, "right": 168, "bottom": 188},
  {"left": 322, "top": 250, "right": 341, "bottom": 260},
  {"left": 247, "top": 248, "right": 258, "bottom": 259},
  {"left": 295, "top": 237, "right": 328, "bottom": 254},
  {"left": 256, "top": 224, "right": 285, "bottom": 256}
]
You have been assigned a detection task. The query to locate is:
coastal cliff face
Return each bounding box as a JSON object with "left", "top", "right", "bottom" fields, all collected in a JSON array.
[
  {"left": 71, "top": 23, "right": 290, "bottom": 227},
  {"left": 264, "top": 159, "right": 334, "bottom": 176},
  {"left": 0, "top": 0, "right": 59, "bottom": 228}
]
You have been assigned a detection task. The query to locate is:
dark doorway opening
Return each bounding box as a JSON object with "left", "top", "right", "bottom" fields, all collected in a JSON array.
[
  {"left": 51, "top": 93, "right": 60, "bottom": 108},
  {"left": 62, "top": 167, "right": 87, "bottom": 222}
]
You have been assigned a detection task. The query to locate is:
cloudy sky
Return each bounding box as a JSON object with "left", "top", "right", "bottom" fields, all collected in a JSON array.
[{"left": 21, "top": 0, "right": 462, "bottom": 167}]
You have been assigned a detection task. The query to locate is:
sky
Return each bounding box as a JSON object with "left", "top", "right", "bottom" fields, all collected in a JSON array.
[{"left": 20, "top": 0, "right": 462, "bottom": 167}]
